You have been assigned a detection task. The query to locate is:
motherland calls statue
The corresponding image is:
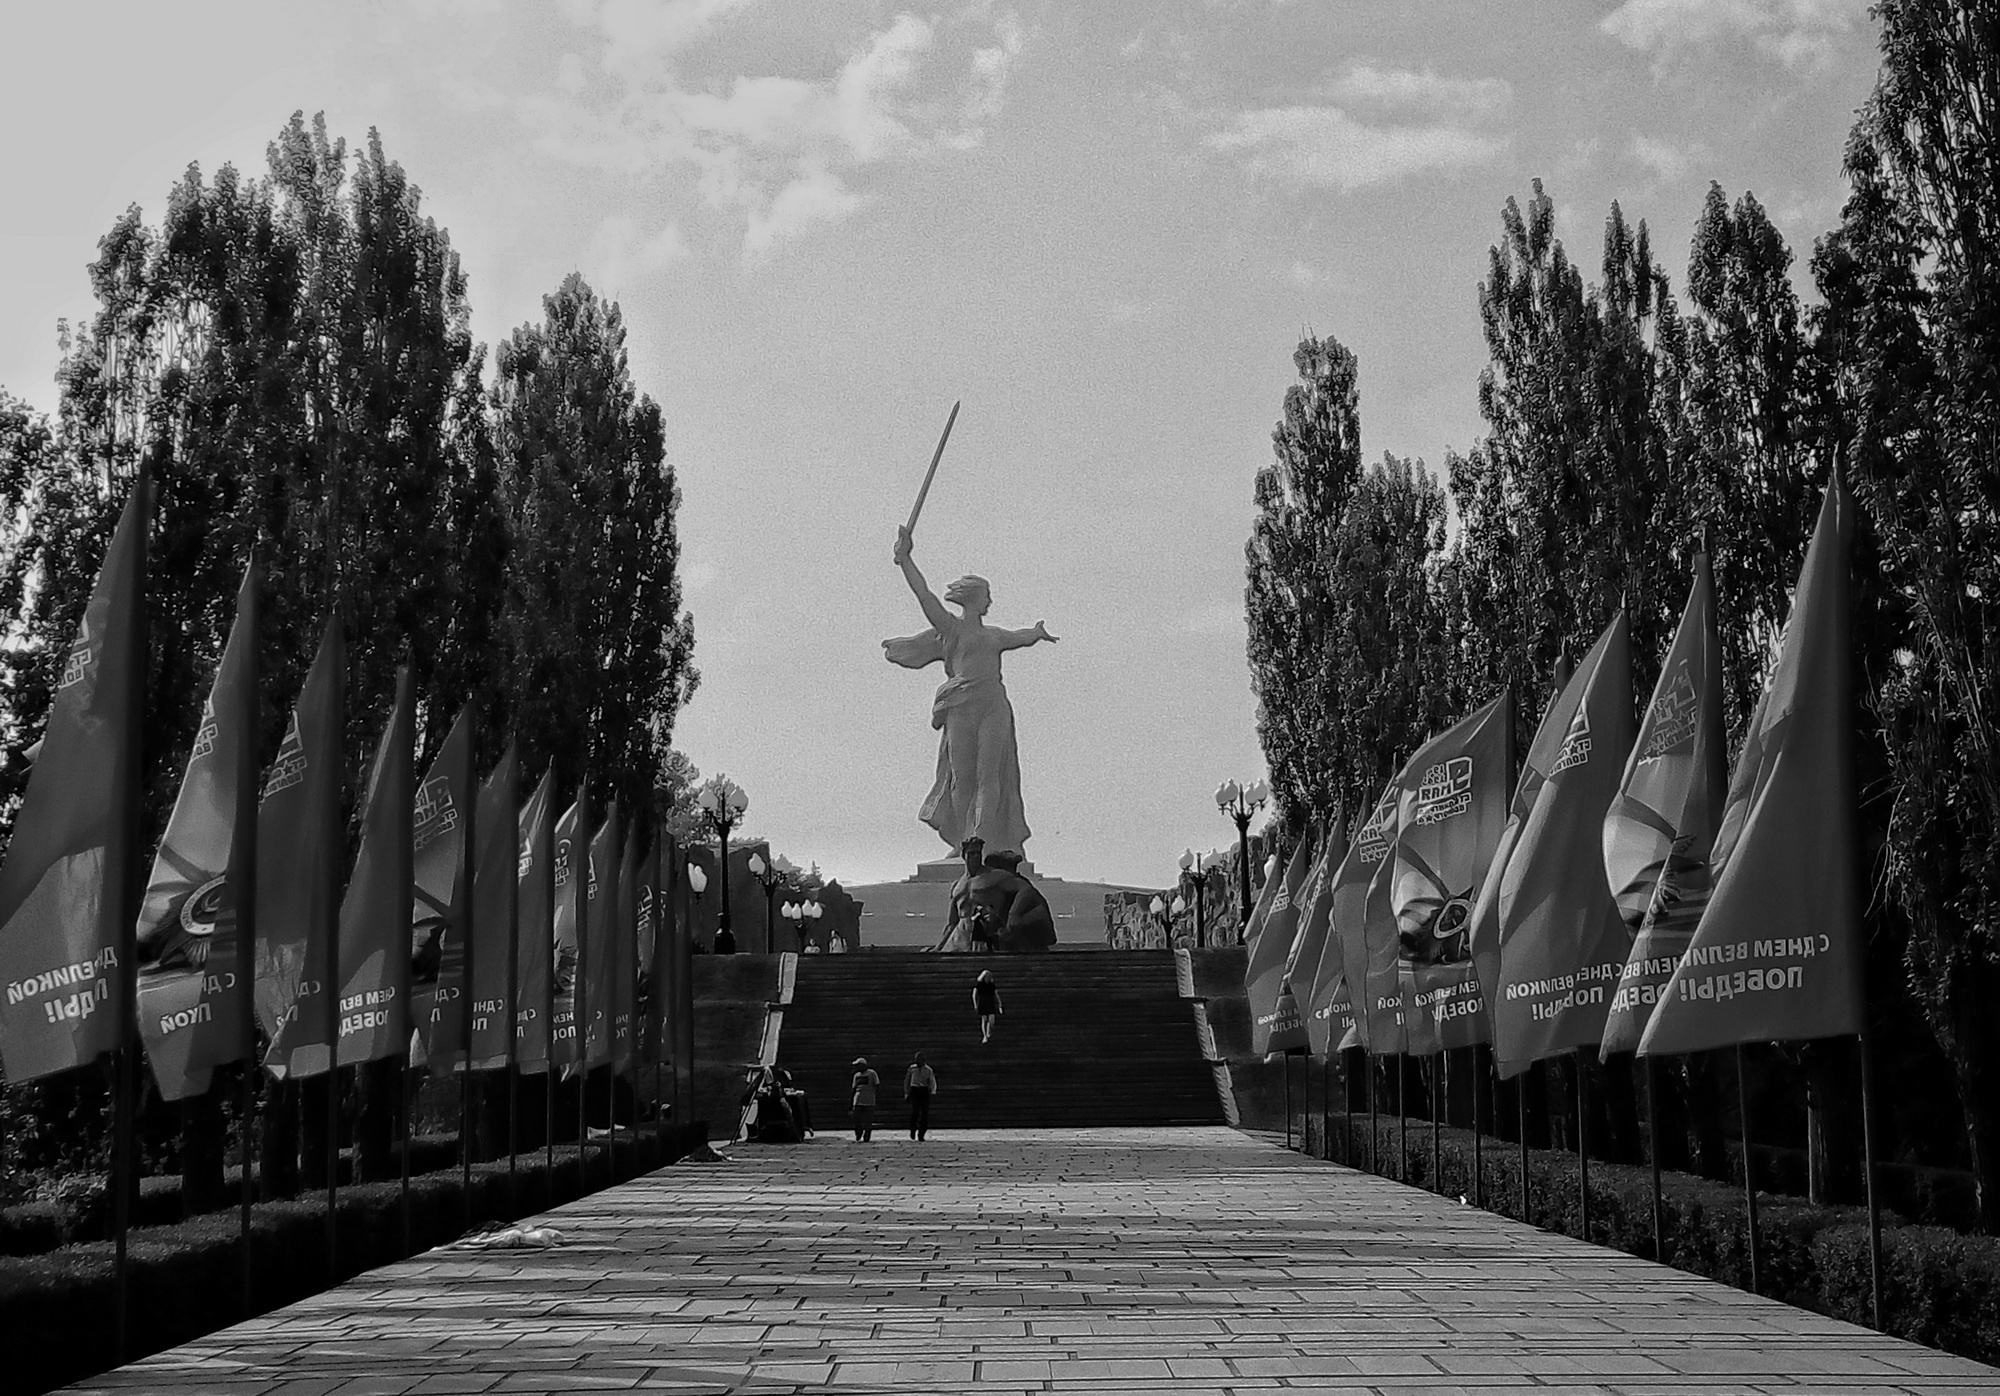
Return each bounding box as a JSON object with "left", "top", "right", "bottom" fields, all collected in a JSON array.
[{"left": 884, "top": 524, "right": 1056, "bottom": 861}]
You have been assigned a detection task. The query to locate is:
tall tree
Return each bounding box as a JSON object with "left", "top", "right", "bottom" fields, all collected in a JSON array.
[
  {"left": 1244, "top": 333, "right": 1365, "bottom": 831},
  {"left": 493, "top": 273, "right": 699, "bottom": 822},
  {"left": 1814, "top": 0, "right": 2000, "bottom": 1228}
]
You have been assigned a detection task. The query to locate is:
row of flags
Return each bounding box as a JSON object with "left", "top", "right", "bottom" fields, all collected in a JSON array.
[
  {"left": 1248, "top": 470, "right": 1861, "bottom": 1074},
  {"left": 0, "top": 480, "right": 694, "bottom": 1100}
]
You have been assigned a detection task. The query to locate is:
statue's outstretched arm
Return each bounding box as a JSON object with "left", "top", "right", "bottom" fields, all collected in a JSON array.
[
  {"left": 997, "top": 620, "right": 1058, "bottom": 651},
  {"left": 894, "top": 525, "right": 952, "bottom": 632}
]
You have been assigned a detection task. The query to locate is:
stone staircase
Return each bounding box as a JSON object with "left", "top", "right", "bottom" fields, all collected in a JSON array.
[{"left": 777, "top": 950, "right": 1223, "bottom": 1129}]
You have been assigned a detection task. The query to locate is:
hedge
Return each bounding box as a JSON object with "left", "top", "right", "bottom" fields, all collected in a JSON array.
[
  {"left": 4, "top": 1122, "right": 707, "bottom": 1396},
  {"left": 1302, "top": 1111, "right": 2000, "bottom": 1367}
]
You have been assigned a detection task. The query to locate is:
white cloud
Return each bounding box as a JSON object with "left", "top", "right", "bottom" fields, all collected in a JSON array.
[
  {"left": 1600, "top": 0, "right": 1866, "bottom": 69},
  {"left": 1628, "top": 133, "right": 1699, "bottom": 182},
  {"left": 1210, "top": 106, "right": 1504, "bottom": 193},
  {"left": 584, "top": 215, "right": 688, "bottom": 287},
  {"left": 1209, "top": 63, "right": 1510, "bottom": 194},
  {"left": 524, "top": 4, "right": 1027, "bottom": 260}
]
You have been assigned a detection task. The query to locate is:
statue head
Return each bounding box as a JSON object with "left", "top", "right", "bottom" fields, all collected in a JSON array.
[
  {"left": 944, "top": 574, "right": 992, "bottom": 617},
  {"left": 984, "top": 849, "right": 1024, "bottom": 874},
  {"left": 960, "top": 836, "right": 985, "bottom": 871}
]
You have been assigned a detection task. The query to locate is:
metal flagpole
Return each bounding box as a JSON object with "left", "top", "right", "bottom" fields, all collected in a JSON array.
[
  {"left": 459, "top": 712, "right": 477, "bottom": 1232},
  {"left": 574, "top": 785, "right": 590, "bottom": 1194},
  {"left": 234, "top": 554, "right": 261, "bottom": 1318},
  {"left": 1858, "top": 1029, "right": 1885, "bottom": 1329},
  {"left": 111, "top": 478, "right": 149, "bottom": 1361},
  {"left": 1519, "top": 1066, "right": 1532, "bottom": 1226},
  {"left": 1367, "top": 1053, "right": 1378, "bottom": 1175},
  {"left": 1738, "top": 1043, "right": 1761, "bottom": 1294},
  {"left": 1398, "top": 1055, "right": 1408, "bottom": 1184},
  {"left": 1430, "top": 1057, "right": 1441, "bottom": 1194},
  {"left": 1575, "top": 1048, "right": 1591, "bottom": 1240},
  {"left": 1284, "top": 1052, "right": 1292, "bottom": 1150},
  {"left": 543, "top": 778, "right": 556, "bottom": 1189},
  {"left": 1646, "top": 1057, "right": 1667, "bottom": 1263},
  {"left": 1471, "top": 1048, "right": 1484, "bottom": 1209},
  {"left": 505, "top": 748, "right": 520, "bottom": 1212}
]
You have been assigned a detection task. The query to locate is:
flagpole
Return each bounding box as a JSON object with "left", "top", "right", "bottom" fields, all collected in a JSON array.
[
  {"left": 1519, "top": 1067, "right": 1532, "bottom": 1225},
  {"left": 1737, "top": 1043, "right": 1761, "bottom": 1294},
  {"left": 1646, "top": 1057, "right": 1666, "bottom": 1262},
  {"left": 1858, "top": 1027, "right": 1885, "bottom": 1328},
  {"left": 1283, "top": 1052, "right": 1293, "bottom": 1150},
  {"left": 111, "top": 472, "right": 151, "bottom": 1365},
  {"left": 574, "top": 783, "right": 590, "bottom": 1194},
  {"left": 1575, "top": 1048, "right": 1591, "bottom": 1240},
  {"left": 234, "top": 555, "right": 262, "bottom": 1318},
  {"left": 505, "top": 748, "right": 521, "bottom": 1212},
  {"left": 1367, "top": 1053, "right": 1377, "bottom": 1174},
  {"left": 392, "top": 670, "right": 414, "bottom": 1262},
  {"left": 1429, "top": 1057, "right": 1441, "bottom": 1194},
  {"left": 459, "top": 708, "right": 477, "bottom": 1232},
  {"left": 323, "top": 628, "right": 345, "bottom": 1289},
  {"left": 1397, "top": 1054, "right": 1408, "bottom": 1183},
  {"left": 543, "top": 786, "right": 556, "bottom": 1190},
  {"left": 1472, "top": 1047, "right": 1485, "bottom": 1209}
]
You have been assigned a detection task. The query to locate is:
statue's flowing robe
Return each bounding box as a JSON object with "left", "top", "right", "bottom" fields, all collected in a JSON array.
[{"left": 885, "top": 625, "right": 1032, "bottom": 857}]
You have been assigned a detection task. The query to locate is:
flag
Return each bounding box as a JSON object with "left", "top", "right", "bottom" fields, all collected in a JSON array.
[
  {"left": 1290, "top": 813, "right": 1350, "bottom": 1056},
  {"left": 583, "top": 802, "right": 619, "bottom": 1069},
  {"left": 1601, "top": 557, "right": 1728, "bottom": 1053},
  {"left": 1641, "top": 475, "right": 1860, "bottom": 1054},
  {"left": 1246, "top": 836, "right": 1314, "bottom": 1057},
  {"left": 614, "top": 826, "right": 640, "bottom": 1074},
  {"left": 549, "top": 796, "right": 583, "bottom": 1071},
  {"left": 1467, "top": 656, "right": 1573, "bottom": 1018},
  {"left": 326, "top": 668, "right": 416, "bottom": 1069},
  {"left": 1329, "top": 784, "right": 1399, "bottom": 1053},
  {"left": 257, "top": 621, "right": 344, "bottom": 1078},
  {"left": 413, "top": 706, "right": 474, "bottom": 1076},
  {"left": 1485, "top": 615, "right": 1636, "bottom": 1077},
  {"left": 513, "top": 768, "right": 555, "bottom": 1075},
  {"left": 1272, "top": 820, "right": 1336, "bottom": 1048},
  {"left": 136, "top": 561, "right": 256, "bottom": 1100},
  {"left": 1390, "top": 693, "right": 1512, "bottom": 1054},
  {"left": 0, "top": 480, "right": 149, "bottom": 1083},
  {"left": 466, "top": 742, "right": 519, "bottom": 1070},
  {"left": 634, "top": 833, "right": 657, "bottom": 1066}
]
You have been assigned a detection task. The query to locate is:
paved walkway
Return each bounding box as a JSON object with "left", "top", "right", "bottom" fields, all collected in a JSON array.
[{"left": 73, "top": 1127, "right": 2000, "bottom": 1394}]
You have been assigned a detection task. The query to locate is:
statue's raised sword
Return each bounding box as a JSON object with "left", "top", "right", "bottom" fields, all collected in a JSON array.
[{"left": 904, "top": 400, "right": 961, "bottom": 537}]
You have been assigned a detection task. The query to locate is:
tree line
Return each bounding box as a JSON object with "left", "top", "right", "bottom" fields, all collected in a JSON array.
[
  {"left": 1245, "top": 1, "right": 2000, "bottom": 1226},
  {"left": 0, "top": 113, "right": 699, "bottom": 1184}
]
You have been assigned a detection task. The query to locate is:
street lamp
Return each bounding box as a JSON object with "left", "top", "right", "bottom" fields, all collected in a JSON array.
[
  {"left": 747, "top": 852, "right": 785, "bottom": 955},
  {"left": 695, "top": 780, "right": 749, "bottom": 953},
  {"left": 1215, "top": 778, "right": 1270, "bottom": 942},
  {"left": 1177, "top": 847, "right": 1209, "bottom": 949},
  {"left": 1147, "top": 894, "right": 1170, "bottom": 950}
]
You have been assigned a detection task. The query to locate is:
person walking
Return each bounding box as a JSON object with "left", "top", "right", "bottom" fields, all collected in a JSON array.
[
  {"left": 904, "top": 1052, "right": 938, "bottom": 1140},
  {"left": 972, "top": 970, "right": 1003, "bottom": 1044},
  {"left": 850, "top": 1056, "right": 880, "bottom": 1142}
]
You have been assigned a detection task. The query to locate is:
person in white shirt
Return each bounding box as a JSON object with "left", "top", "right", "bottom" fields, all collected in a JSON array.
[{"left": 904, "top": 1052, "right": 938, "bottom": 1140}]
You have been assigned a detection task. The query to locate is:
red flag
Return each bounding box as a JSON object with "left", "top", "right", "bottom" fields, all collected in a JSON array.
[
  {"left": 549, "top": 796, "right": 583, "bottom": 1071},
  {"left": 513, "top": 769, "right": 555, "bottom": 1074},
  {"left": 0, "top": 481, "right": 149, "bottom": 1082},
  {"left": 1601, "top": 557, "right": 1728, "bottom": 1053},
  {"left": 1330, "top": 783, "right": 1399, "bottom": 1053},
  {"left": 1487, "top": 615, "right": 1636, "bottom": 1077},
  {"left": 1245, "top": 836, "right": 1314, "bottom": 1057},
  {"left": 583, "top": 802, "right": 619, "bottom": 1069},
  {"left": 257, "top": 621, "right": 344, "bottom": 1078},
  {"left": 1641, "top": 475, "right": 1860, "bottom": 1055},
  {"left": 467, "top": 742, "right": 520, "bottom": 1070},
  {"left": 136, "top": 562, "right": 256, "bottom": 1100},
  {"left": 1390, "top": 694, "right": 1512, "bottom": 1053},
  {"left": 412, "top": 706, "right": 474, "bottom": 1075},
  {"left": 324, "top": 669, "right": 416, "bottom": 1069}
]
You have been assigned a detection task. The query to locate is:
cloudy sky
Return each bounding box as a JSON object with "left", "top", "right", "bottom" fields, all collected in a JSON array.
[{"left": 1, "top": 0, "right": 1882, "bottom": 889}]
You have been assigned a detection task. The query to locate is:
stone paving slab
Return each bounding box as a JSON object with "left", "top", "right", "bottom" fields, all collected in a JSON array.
[{"left": 69, "top": 1127, "right": 2000, "bottom": 1394}]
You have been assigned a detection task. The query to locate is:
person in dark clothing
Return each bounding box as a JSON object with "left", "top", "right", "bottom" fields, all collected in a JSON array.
[
  {"left": 904, "top": 1051, "right": 937, "bottom": 1140},
  {"left": 973, "top": 970, "right": 1003, "bottom": 1043}
]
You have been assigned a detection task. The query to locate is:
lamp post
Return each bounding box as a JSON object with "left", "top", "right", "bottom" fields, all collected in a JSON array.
[
  {"left": 747, "top": 852, "right": 785, "bottom": 955},
  {"left": 695, "top": 780, "right": 748, "bottom": 953},
  {"left": 685, "top": 861, "right": 708, "bottom": 956},
  {"left": 1148, "top": 894, "right": 1171, "bottom": 950},
  {"left": 1215, "top": 779, "right": 1270, "bottom": 942},
  {"left": 1177, "top": 847, "right": 1208, "bottom": 949}
]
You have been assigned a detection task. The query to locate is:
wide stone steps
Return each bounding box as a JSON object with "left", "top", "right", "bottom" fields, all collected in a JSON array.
[{"left": 777, "top": 951, "right": 1223, "bottom": 1129}]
